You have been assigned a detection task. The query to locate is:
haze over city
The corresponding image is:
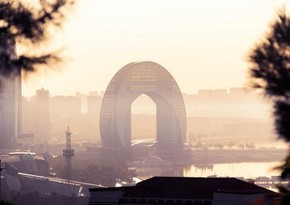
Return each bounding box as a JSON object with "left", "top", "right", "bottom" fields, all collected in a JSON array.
[
  {"left": 22, "top": 0, "right": 290, "bottom": 97},
  {"left": 2, "top": 0, "right": 290, "bottom": 204}
]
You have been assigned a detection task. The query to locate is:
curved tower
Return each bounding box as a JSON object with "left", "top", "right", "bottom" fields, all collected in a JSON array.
[{"left": 100, "top": 61, "right": 186, "bottom": 150}]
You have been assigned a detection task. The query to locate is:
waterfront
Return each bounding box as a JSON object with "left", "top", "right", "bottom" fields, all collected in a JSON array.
[
  {"left": 184, "top": 161, "right": 281, "bottom": 179},
  {"left": 134, "top": 161, "right": 282, "bottom": 180}
]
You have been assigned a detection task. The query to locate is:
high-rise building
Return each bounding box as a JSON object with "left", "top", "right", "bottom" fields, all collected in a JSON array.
[
  {"left": 100, "top": 61, "right": 187, "bottom": 150},
  {"left": 0, "top": 37, "right": 21, "bottom": 149},
  {"left": 0, "top": 77, "right": 20, "bottom": 149},
  {"left": 34, "top": 88, "right": 50, "bottom": 145}
]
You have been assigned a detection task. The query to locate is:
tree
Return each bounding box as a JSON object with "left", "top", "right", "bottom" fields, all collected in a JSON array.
[
  {"left": 0, "top": 0, "right": 75, "bottom": 82},
  {"left": 0, "top": 0, "right": 74, "bottom": 202},
  {"left": 48, "top": 155, "right": 137, "bottom": 187},
  {"left": 248, "top": 9, "right": 290, "bottom": 204}
]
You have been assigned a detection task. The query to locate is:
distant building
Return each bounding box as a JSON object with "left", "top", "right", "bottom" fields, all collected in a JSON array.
[
  {"left": 1, "top": 151, "right": 48, "bottom": 175},
  {"left": 87, "top": 92, "right": 102, "bottom": 115},
  {"left": 50, "top": 95, "right": 81, "bottom": 120},
  {"left": 229, "top": 87, "right": 248, "bottom": 95},
  {"left": 0, "top": 37, "right": 21, "bottom": 149},
  {"left": 89, "top": 176, "right": 280, "bottom": 205},
  {"left": 34, "top": 88, "right": 50, "bottom": 145},
  {"left": 17, "top": 131, "right": 34, "bottom": 149},
  {"left": 100, "top": 61, "right": 187, "bottom": 150},
  {"left": 198, "top": 89, "right": 228, "bottom": 98},
  {"left": 2, "top": 152, "right": 101, "bottom": 197},
  {"left": 0, "top": 77, "right": 20, "bottom": 149}
]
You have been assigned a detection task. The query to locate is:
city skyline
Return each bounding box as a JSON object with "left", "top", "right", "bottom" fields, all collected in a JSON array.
[
  {"left": 22, "top": 85, "right": 262, "bottom": 98},
  {"left": 2, "top": 1, "right": 290, "bottom": 202},
  {"left": 21, "top": 0, "right": 290, "bottom": 97}
]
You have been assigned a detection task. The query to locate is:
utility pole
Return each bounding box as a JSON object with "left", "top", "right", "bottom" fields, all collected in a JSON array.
[{"left": 63, "top": 126, "right": 74, "bottom": 183}]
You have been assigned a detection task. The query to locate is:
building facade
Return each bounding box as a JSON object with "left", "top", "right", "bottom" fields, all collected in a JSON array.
[
  {"left": 100, "top": 61, "right": 187, "bottom": 150},
  {"left": 0, "top": 37, "right": 21, "bottom": 149},
  {"left": 89, "top": 177, "right": 280, "bottom": 205},
  {"left": 34, "top": 88, "right": 50, "bottom": 145}
]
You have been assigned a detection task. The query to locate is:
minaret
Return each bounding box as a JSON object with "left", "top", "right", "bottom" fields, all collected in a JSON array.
[{"left": 63, "top": 126, "right": 74, "bottom": 183}]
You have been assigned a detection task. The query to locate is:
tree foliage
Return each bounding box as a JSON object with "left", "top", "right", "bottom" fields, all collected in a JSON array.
[
  {"left": 248, "top": 9, "right": 290, "bottom": 203},
  {"left": 249, "top": 10, "right": 290, "bottom": 98},
  {"left": 0, "top": 0, "right": 75, "bottom": 78},
  {"left": 249, "top": 10, "right": 290, "bottom": 142},
  {"left": 48, "top": 155, "right": 137, "bottom": 187}
]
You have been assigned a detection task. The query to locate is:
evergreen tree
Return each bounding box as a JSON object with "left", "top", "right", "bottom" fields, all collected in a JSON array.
[
  {"left": 248, "top": 9, "right": 290, "bottom": 204},
  {"left": 0, "top": 0, "right": 74, "bottom": 202},
  {"left": 0, "top": 0, "right": 75, "bottom": 81}
]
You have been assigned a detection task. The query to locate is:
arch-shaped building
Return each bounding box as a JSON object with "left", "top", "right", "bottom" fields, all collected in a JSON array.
[{"left": 100, "top": 61, "right": 186, "bottom": 150}]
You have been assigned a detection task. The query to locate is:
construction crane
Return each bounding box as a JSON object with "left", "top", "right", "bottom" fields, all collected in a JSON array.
[{"left": 63, "top": 126, "right": 74, "bottom": 183}]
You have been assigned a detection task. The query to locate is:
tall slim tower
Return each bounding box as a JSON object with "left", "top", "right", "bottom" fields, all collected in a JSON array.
[{"left": 63, "top": 126, "right": 74, "bottom": 182}]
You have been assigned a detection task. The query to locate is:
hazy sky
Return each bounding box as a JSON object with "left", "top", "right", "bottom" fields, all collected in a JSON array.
[{"left": 22, "top": 0, "right": 290, "bottom": 97}]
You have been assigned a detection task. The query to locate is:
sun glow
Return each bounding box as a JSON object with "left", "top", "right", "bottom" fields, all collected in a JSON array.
[{"left": 22, "top": 0, "right": 290, "bottom": 97}]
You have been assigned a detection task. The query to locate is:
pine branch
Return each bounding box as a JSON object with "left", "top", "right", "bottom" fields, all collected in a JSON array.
[
  {"left": 15, "top": 53, "right": 61, "bottom": 73},
  {"left": 0, "top": 0, "right": 75, "bottom": 43},
  {"left": 0, "top": 0, "right": 75, "bottom": 78}
]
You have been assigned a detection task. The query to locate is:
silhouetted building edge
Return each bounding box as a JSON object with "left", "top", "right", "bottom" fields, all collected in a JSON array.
[{"left": 89, "top": 176, "right": 280, "bottom": 205}]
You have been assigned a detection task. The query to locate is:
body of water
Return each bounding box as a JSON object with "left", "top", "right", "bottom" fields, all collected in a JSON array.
[
  {"left": 184, "top": 161, "right": 281, "bottom": 179},
  {"left": 134, "top": 161, "right": 282, "bottom": 180}
]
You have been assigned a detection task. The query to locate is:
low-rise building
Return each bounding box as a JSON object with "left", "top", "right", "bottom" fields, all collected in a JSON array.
[{"left": 89, "top": 176, "right": 280, "bottom": 205}]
